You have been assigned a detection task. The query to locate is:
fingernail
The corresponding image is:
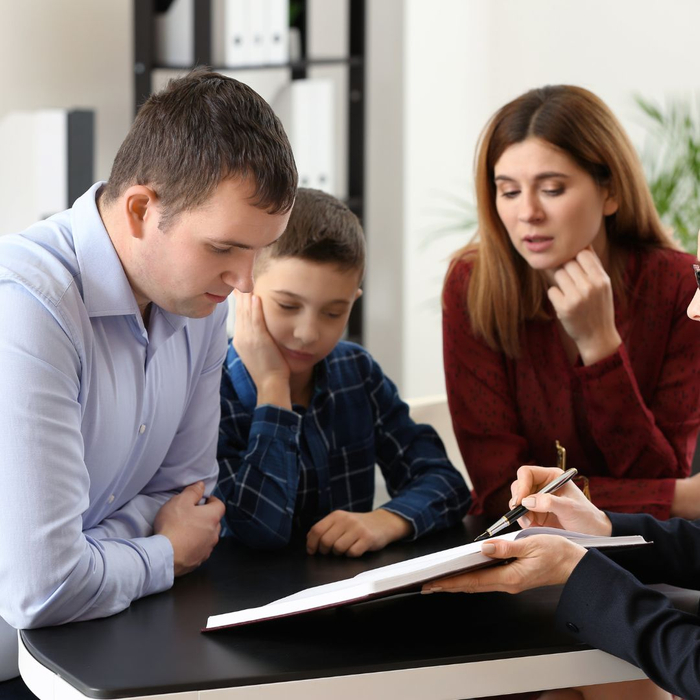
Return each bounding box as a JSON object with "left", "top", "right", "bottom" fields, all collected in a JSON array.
[
  {"left": 481, "top": 543, "right": 496, "bottom": 554},
  {"left": 422, "top": 586, "right": 442, "bottom": 595},
  {"left": 508, "top": 499, "right": 516, "bottom": 509},
  {"left": 421, "top": 588, "right": 434, "bottom": 595},
  {"left": 522, "top": 496, "right": 536, "bottom": 508}
]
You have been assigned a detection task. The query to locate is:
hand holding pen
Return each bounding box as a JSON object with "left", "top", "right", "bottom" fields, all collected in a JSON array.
[
  {"left": 504, "top": 466, "right": 613, "bottom": 537},
  {"left": 474, "top": 467, "right": 578, "bottom": 541},
  {"left": 475, "top": 440, "right": 570, "bottom": 541},
  {"left": 422, "top": 461, "right": 612, "bottom": 596}
]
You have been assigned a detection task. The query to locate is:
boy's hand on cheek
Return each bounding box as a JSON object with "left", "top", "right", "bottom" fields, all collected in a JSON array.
[
  {"left": 306, "top": 509, "right": 412, "bottom": 557},
  {"left": 232, "top": 289, "right": 292, "bottom": 409},
  {"left": 546, "top": 246, "right": 621, "bottom": 365}
]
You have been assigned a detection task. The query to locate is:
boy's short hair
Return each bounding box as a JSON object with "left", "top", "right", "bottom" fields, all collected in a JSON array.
[
  {"left": 256, "top": 188, "right": 365, "bottom": 279},
  {"left": 102, "top": 69, "right": 297, "bottom": 229}
]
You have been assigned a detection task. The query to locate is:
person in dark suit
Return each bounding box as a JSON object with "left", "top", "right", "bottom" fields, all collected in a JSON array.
[{"left": 424, "top": 231, "right": 700, "bottom": 699}]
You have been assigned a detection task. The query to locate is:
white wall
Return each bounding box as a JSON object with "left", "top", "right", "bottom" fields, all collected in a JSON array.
[
  {"left": 0, "top": 0, "right": 132, "bottom": 186},
  {"left": 365, "top": 0, "right": 407, "bottom": 386},
  {"left": 401, "top": 1, "right": 489, "bottom": 399},
  {"left": 366, "top": 0, "right": 700, "bottom": 399}
]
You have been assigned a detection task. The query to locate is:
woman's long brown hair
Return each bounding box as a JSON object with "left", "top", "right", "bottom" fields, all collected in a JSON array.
[{"left": 446, "top": 85, "right": 673, "bottom": 358}]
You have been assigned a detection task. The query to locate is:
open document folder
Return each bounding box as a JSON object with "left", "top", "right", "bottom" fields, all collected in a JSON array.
[{"left": 203, "top": 527, "right": 648, "bottom": 631}]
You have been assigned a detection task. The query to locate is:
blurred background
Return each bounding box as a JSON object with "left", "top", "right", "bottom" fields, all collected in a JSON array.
[{"left": 1, "top": 0, "right": 699, "bottom": 399}]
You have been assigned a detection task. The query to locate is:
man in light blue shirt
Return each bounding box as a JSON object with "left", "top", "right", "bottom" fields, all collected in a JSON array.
[{"left": 0, "top": 71, "right": 296, "bottom": 693}]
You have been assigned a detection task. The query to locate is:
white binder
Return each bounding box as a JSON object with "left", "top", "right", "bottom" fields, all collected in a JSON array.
[
  {"left": 154, "top": 0, "right": 193, "bottom": 67},
  {"left": 248, "top": 0, "right": 267, "bottom": 65},
  {"left": 273, "top": 78, "right": 336, "bottom": 195},
  {"left": 223, "top": 0, "right": 250, "bottom": 67},
  {"left": 309, "top": 79, "right": 335, "bottom": 193},
  {"left": 154, "top": 0, "right": 289, "bottom": 69},
  {"left": 267, "top": 0, "right": 290, "bottom": 65},
  {"left": 0, "top": 110, "right": 93, "bottom": 235}
]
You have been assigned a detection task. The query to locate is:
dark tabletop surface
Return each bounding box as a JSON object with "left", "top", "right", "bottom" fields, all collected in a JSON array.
[{"left": 22, "top": 517, "right": 697, "bottom": 699}]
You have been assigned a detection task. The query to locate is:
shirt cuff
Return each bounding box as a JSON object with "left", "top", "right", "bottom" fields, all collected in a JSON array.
[
  {"left": 136, "top": 533, "right": 175, "bottom": 597},
  {"left": 573, "top": 344, "right": 625, "bottom": 381},
  {"left": 555, "top": 548, "right": 625, "bottom": 641},
  {"left": 607, "top": 510, "right": 659, "bottom": 537},
  {"left": 249, "top": 404, "right": 302, "bottom": 443},
  {"left": 380, "top": 501, "right": 422, "bottom": 540}
]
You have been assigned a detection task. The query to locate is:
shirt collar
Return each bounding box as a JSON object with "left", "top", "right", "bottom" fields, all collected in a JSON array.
[
  {"left": 71, "top": 182, "right": 186, "bottom": 332},
  {"left": 72, "top": 182, "right": 140, "bottom": 318}
]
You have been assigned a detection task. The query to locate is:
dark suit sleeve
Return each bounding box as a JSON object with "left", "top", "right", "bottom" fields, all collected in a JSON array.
[
  {"left": 556, "top": 537, "right": 700, "bottom": 698},
  {"left": 605, "top": 511, "right": 700, "bottom": 588}
]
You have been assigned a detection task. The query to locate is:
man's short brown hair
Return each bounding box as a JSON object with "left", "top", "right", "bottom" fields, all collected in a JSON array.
[
  {"left": 103, "top": 70, "right": 297, "bottom": 228},
  {"left": 256, "top": 188, "right": 365, "bottom": 279}
]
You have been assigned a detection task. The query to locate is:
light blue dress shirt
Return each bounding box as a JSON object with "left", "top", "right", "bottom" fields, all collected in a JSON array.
[{"left": 0, "top": 183, "right": 227, "bottom": 630}]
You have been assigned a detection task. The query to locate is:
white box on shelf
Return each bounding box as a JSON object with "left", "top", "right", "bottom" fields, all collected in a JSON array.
[
  {"left": 274, "top": 79, "right": 313, "bottom": 189},
  {"left": 248, "top": 0, "right": 267, "bottom": 65},
  {"left": 308, "top": 79, "right": 335, "bottom": 193},
  {"left": 0, "top": 109, "right": 93, "bottom": 235},
  {"left": 154, "top": 0, "right": 290, "bottom": 70},
  {"left": 154, "top": 0, "right": 193, "bottom": 67},
  {"left": 273, "top": 78, "right": 336, "bottom": 195},
  {"left": 33, "top": 110, "right": 69, "bottom": 221},
  {"left": 0, "top": 110, "right": 67, "bottom": 228},
  {"left": 221, "top": 0, "right": 251, "bottom": 67},
  {"left": 267, "top": 0, "right": 290, "bottom": 65}
]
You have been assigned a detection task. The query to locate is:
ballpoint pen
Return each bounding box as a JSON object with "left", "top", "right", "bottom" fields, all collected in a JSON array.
[{"left": 474, "top": 441, "right": 576, "bottom": 542}]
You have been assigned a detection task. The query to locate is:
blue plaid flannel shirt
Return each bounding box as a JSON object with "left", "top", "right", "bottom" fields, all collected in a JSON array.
[{"left": 216, "top": 340, "right": 470, "bottom": 549}]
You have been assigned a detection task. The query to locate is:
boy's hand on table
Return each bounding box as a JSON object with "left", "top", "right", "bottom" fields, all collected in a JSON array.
[
  {"left": 232, "top": 289, "right": 291, "bottom": 409},
  {"left": 154, "top": 481, "right": 225, "bottom": 577},
  {"left": 306, "top": 509, "right": 412, "bottom": 557}
]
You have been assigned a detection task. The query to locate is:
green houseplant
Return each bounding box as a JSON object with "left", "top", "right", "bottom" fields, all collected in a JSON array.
[{"left": 636, "top": 95, "right": 700, "bottom": 253}]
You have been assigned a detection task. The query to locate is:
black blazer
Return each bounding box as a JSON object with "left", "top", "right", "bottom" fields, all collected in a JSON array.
[{"left": 556, "top": 512, "right": 700, "bottom": 699}]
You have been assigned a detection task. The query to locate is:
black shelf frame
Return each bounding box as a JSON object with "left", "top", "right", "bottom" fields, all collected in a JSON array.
[{"left": 133, "top": 0, "right": 366, "bottom": 344}]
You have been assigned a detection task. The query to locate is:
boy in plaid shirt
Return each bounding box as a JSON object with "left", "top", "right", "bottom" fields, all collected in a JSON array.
[{"left": 217, "top": 188, "right": 470, "bottom": 555}]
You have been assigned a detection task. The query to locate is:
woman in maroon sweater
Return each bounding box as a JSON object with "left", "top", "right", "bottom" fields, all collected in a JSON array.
[{"left": 443, "top": 85, "right": 700, "bottom": 520}]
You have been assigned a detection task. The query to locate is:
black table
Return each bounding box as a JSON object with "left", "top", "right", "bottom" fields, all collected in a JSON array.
[{"left": 20, "top": 519, "right": 685, "bottom": 699}]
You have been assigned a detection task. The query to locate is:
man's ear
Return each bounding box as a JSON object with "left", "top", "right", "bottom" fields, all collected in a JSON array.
[
  {"left": 354, "top": 288, "right": 363, "bottom": 301},
  {"left": 122, "top": 185, "right": 159, "bottom": 239}
]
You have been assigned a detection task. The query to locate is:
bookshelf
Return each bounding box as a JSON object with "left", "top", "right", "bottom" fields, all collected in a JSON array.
[{"left": 132, "top": 0, "right": 366, "bottom": 344}]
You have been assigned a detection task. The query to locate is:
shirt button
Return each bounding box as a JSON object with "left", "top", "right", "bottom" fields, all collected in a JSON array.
[
  {"left": 566, "top": 622, "right": 579, "bottom": 634},
  {"left": 139, "top": 424, "right": 146, "bottom": 434},
  {"left": 108, "top": 494, "right": 115, "bottom": 504}
]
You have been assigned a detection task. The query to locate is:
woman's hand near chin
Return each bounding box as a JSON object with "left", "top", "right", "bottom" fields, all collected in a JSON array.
[{"left": 547, "top": 246, "right": 621, "bottom": 366}]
